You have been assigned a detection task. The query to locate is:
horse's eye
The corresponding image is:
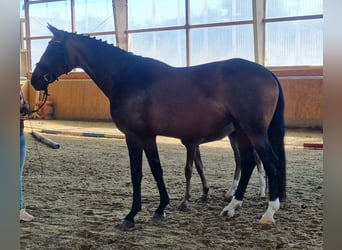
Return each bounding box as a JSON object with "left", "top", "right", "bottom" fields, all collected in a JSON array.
[{"left": 43, "top": 74, "right": 53, "bottom": 83}]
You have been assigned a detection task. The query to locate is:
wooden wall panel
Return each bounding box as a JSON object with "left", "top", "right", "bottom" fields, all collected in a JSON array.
[
  {"left": 279, "top": 76, "right": 322, "bottom": 128},
  {"left": 26, "top": 76, "right": 323, "bottom": 128},
  {"left": 28, "top": 79, "right": 111, "bottom": 121}
]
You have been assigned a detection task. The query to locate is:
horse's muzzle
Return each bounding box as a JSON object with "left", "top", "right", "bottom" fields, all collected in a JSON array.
[{"left": 31, "top": 71, "right": 49, "bottom": 91}]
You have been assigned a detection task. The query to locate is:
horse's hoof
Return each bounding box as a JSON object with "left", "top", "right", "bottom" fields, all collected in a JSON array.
[
  {"left": 259, "top": 215, "right": 275, "bottom": 225},
  {"left": 220, "top": 207, "right": 236, "bottom": 218},
  {"left": 152, "top": 211, "right": 166, "bottom": 220},
  {"left": 259, "top": 194, "right": 267, "bottom": 199},
  {"left": 200, "top": 195, "right": 208, "bottom": 202},
  {"left": 121, "top": 219, "right": 135, "bottom": 229},
  {"left": 195, "top": 195, "right": 208, "bottom": 202},
  {"left": 220, "top": 210, "right": 229, "bottom": 217},
  {"left": 220, "top": 210, "right": 234, "bottom": 218},
  {"left": 178, "top": 202, "right": 189, "bottom": 211}
]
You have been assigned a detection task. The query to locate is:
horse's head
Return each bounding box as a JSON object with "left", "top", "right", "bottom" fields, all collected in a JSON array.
[{"left": 31, "top": 24, "right": 71, "bottom": 91}]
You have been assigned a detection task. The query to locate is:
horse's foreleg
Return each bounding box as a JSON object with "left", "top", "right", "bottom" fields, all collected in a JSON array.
[
  {"left": 122, "top": 134, "right": 144, "bottom": 228},
  {"left": 178, "top": 142, "right": 196, "bottom": 211},
  {"left": 143, "top": 137, "right": 170, "bottom": 219},
  {"left": 194, "top": 147, "right": 209, "bottom": 201}
]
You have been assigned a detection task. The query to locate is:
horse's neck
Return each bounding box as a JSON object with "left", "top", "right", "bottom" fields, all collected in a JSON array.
[{"left": 68, "top": 37, "right": 129, "bottom": 98}]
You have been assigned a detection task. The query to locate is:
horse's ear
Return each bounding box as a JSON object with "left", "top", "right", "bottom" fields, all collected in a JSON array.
[
  {"left": 47, "top": 23, "right": 59, "bottom": 34},
  {"left": 47, "top": 23, "right": 64, "bottom": 39}
]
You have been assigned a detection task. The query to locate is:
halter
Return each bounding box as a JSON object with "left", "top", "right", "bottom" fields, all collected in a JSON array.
[
  {"left": 32, "top": 38, "right": 69, "bottom": 113},
  {"left": 35, "top": 38, "right": 70, "bottom": 85},
  {"left": 35, "top": 62, "right": 59, "bottom": 84},
  {"left": 31, "top": 61, "right": 55, "bottom": 114}
]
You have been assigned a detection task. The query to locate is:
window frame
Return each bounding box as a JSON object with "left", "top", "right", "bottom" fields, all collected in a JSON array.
[
  {"left": 22, "top": 0, "right": 117, "bottom": 71},
  {"left": 127, "top": 0, "right": 254, "bottom": 66},
  {"left": 263, "top": 14, "right": 323, "bottom": 67},
  {"left": 22, "top": 0, "right": 323, "bottom": 76}
]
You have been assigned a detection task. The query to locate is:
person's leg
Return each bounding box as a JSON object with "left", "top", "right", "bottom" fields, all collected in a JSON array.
[
  {"left": 20, "top": 133, "right": 33, "bottom": 221},
  {"left": 20, "top": 134, "right": 26, "bottom": 210}
]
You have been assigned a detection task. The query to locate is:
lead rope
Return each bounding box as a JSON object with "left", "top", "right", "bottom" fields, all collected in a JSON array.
[
  {"left": 27, "top": 119, "right": 45, "bottom": 177},
  {"left": 30, "top": 90, "right": 49, "bottom": 114},
  {"left": 21, "top": 88, "right": 48, "bottom": 176}
]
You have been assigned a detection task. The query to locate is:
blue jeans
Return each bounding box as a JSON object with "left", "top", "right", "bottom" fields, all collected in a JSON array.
[{"left": 20, "top": 133, "right": 26, "bottom": 210}]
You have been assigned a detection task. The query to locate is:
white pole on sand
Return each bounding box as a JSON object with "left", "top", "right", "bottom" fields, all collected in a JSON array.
[{"left": 31, "top": 131, "right": 60, "bottom": 149}]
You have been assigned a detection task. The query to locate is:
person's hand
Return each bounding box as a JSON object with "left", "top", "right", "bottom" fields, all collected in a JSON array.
[{"left": 20, "top": 101, "right": 30, "bottom": 119}]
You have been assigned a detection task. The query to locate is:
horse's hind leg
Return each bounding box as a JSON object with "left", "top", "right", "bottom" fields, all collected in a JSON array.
[
  {"left": 250, "top": 134, "right": 281, "bottom": 224},
  {"left": 178, "top": 142, "right": 196, "bottom": 211},
  {"left": 225, "top": 133, "right": 241, "bottom": 200},
  {"left": 221, "top": 130, "right": 255, "bottom": 218},
  {"left": 143, "top": 137, "right": 170, "bottom": 219},
  {"left": 194, "top": 146, "right": 209, "bottom": 202},
  {"left": 254, "top": 152, "right": 267, "bottom": 198},
  {"left": 225, "top": 134, "right": 266, "bottom": 200}
]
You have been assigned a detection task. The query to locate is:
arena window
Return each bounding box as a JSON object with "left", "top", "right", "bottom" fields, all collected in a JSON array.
[{"left": 21, "top": 0, "right": 323, "bottom": 73}]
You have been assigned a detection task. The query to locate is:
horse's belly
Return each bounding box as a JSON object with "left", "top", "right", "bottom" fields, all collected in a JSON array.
[{"left": 155, "top": 116, "right": 232, "bottom": 141}]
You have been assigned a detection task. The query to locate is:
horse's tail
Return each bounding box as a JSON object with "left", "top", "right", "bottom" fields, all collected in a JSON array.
[{"left": 268, "top": 73, "right": 287, "bottom": 201}]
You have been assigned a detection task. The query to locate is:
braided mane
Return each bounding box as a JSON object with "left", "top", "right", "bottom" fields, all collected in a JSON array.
[{"left": 66, "top": 30, "right": 129, "bottom": 55}]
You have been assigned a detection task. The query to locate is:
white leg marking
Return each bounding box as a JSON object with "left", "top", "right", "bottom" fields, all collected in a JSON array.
[
  {"left": 260, "top": 198, "right": 280, "bottom": 224},
  {"left": 220, "top": 197, "right": 242, "bottom": 217},
  {"left": 225, "top": 179, "right": 239, "bottom": 198},
  {"left": 258, "top": 172, "right": 267, "bottom": 198}
]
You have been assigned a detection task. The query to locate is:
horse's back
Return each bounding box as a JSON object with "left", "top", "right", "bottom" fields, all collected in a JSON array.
[{"left": 170, "top": 58, "right": 278, "bottom": 100}]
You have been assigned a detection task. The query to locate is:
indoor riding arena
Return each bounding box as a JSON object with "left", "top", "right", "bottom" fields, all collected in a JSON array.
[{"left": 19, "top": 1, "right": 323, "bottom": 249}]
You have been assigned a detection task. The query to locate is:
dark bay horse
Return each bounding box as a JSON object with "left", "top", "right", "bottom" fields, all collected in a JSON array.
[{"left": 31, "top": 24, "right": 286, "bottom": 228}]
